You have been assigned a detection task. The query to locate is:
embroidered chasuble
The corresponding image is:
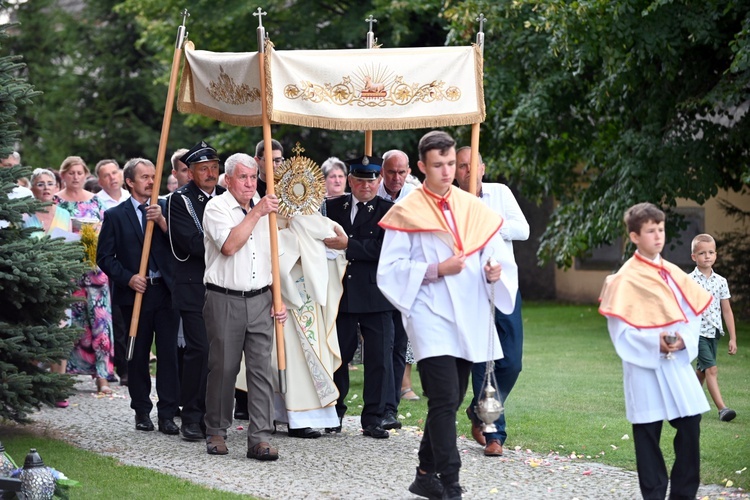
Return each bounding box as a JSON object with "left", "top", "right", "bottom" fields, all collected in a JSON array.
[
  {"left": 599, "top": 253, "right": 712, "bottom": 329},
  {"left": 378, "top": 185, "right": 503, "bottom": 256}
]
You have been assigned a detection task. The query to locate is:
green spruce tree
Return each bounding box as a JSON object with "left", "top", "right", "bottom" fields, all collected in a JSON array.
[{"left": 0, "top": 5, "right": 87, "bottom": 423}]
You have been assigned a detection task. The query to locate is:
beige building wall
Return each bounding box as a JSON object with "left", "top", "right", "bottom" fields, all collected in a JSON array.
[{"left": 555, "top": 189, "right": 750, "bottom": 303}]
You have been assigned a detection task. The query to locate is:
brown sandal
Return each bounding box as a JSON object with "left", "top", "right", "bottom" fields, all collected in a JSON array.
[
  {"left": 206, "top": 435, "right": 228, "bottom": 455},
  {"left": 247, "top": 442, "right": 278, "bottom": 461}
]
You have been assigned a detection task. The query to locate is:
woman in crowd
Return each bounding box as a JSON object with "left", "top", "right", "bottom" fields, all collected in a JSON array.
[
  {"left": 24, "top": 168, "right": 75, "bottom": 406},
  {"left": 321, "top": 157, "right": 348, "bottom": 199},
  {"left": 55, "top": 156, "right": 115, "bottom": 394}
]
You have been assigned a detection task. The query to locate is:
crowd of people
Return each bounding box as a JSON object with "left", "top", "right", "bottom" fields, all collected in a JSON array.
[{"left": 3, "top": 127, "right": 737, "bottom": 499}]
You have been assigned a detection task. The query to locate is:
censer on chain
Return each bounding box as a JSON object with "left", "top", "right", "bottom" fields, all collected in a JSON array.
[{"left": 475, "top": 256, "right": 504, "bottom": 433}]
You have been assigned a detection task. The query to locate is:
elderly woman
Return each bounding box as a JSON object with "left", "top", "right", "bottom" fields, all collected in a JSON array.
[
  {"left": 24, "top": 168, "right": 74, "bottom": 406},
  {"left": 55, "top": 156, "right": 115, "bottom": 394},
  {"left": 24, "top": 168, "right": 72, "bottom": 236},
  {"left": 321, "top": 157, "right": 348, "bottom": 199}
]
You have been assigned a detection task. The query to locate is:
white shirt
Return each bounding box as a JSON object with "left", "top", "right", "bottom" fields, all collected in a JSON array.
[
  {"left": 96, "top": 188, "right": 130, "bottom": 210},
  {"left": 377, "top": 182, "right": 415, "bottom": 203},
  {"left": 689, "top": 267, "right": 731, "bottom": 337},
  {"left": 479, "top": 182, "right": 529, "bottom": 258},
  {"left": 377, "top": 229, "right": 517, "bottom": 363},
  {"left": 607, "top": 270, "right": 710, "bottom": 423},
  {"left": 203, "top": 190, "right": 272, "bottom": 291}
]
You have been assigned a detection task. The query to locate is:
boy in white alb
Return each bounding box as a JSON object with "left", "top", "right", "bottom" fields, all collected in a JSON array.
[
  {"left": 377, "top": 131, "right": 517, "bottom": 500},
  {"left": 599, "top": 202, "right": 712, "bottom": 500}
]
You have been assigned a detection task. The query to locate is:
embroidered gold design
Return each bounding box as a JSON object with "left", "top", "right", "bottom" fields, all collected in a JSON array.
[
  {"left": 275, "top": 142, "right": 326, "bottom": 217},
  {"left": 207, "top": 65, "right": 261, "bottom": 105},
  {"left": 283, "top": 65, "right": 461, "bottom": 107}
]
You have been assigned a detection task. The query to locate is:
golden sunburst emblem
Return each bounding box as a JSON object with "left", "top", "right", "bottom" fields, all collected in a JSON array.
[{"left": 275, "top": 142, "right": 326, "bottom": 217}]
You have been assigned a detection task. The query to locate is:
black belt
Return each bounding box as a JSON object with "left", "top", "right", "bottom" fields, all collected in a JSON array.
[
  {"left": 146, "top": 276, "right": 163, "bottom": 285},
  {"left": 206, "top": 283, "right": 270, "bottom": 298}
]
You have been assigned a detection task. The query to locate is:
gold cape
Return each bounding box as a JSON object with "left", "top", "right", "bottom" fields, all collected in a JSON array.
[
  {"left": 598, "top": 252, "right": 712, "bottom": 328},
  {"left": 378, "top": 184, "right": 503, "bottom": 256}
]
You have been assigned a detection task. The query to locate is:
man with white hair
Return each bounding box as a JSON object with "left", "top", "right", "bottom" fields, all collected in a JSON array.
[{"left": 202, "top": 152, "right": 287, "bottom": 460}]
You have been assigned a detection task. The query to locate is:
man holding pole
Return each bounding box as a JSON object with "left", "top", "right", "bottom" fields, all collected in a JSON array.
[
  {"left": 202, "top": 152, "right": 287, "bottom": 460},
  {"left": 97, "top": 158, "right": 181, "bottom": 435}
]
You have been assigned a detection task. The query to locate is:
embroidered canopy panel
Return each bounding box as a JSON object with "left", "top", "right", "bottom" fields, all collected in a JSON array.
[{"left": 178, "top": 40, "right": 485, "bottom": 130}]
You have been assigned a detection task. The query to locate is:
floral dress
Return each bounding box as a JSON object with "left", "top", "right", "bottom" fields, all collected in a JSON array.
[{"left": 55, "top": 196, "right": 115, "bottom": 380}]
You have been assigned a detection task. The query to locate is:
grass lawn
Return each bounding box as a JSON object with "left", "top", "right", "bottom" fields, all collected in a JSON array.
[
  {"left": 350, "top": 302, "right": 750, "bottom": 491},
  {"left": 0, "top": 427, "right": 249, "bottom": 499}
]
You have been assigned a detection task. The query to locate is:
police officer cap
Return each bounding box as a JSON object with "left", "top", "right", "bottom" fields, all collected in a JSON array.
[
  {"left": 345, "top": 155, "right": 382, "bottom": 179},
  {"left": 180, "top": 140, "right": 218, "bottom": 166}
]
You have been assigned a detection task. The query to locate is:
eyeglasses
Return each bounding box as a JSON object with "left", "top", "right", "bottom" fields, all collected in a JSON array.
[
  {"left": 260, "top": 157, "right": 285, "bottom": 165},
  {"left": 34, "top": 182, "right": 57, "bottom": 189}
]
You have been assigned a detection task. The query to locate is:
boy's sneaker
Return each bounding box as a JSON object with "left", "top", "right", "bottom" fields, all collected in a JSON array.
[
  {"left": 719, "top": 407, "right": 737, "bottom": 422},
  {"left": 408, "top": 468, "right": 443, "bottom": 499}
]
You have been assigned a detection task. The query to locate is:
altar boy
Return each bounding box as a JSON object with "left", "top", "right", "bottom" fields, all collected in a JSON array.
[
  {"left": 599, "top": 202, "right": 712, "bottom": 500},
  {"left": 377, "top": 131, "right": 517, "bottom": 500}
]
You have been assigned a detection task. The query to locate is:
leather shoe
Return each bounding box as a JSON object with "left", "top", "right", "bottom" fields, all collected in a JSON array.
[
  {"left": 324, "top": 425, "right": 342, "bottom": 433},
  {"left": 247, "top": 442, "right": 278, "bottom": 461},
  {"left": 135, "top": 413, "right": 154, "bottom": 432},
  {"left": 288, "top": 427, "right": 321, "bottom": 439},
  {"left": 381, "top": 413, "right": 402, "bottom": 430},
  {"left": 181, "top": 422, "right": 205, "bottom": 441},
  {"left": 234, "top": 409, "right": 249, "bottom": 420},
  {"left": 362, "top": 424, "right": 389, "bottom": 439},
  {"left": 118, "top": 374, "right": 128, "bottom": 386},
  {"left": 465, "top": 406, "right": 486, "bottom": 446},
  {"left": 484, "top": 439, "right": 504, "bottom": 457},
  {"left": 158, "top": 418, "right": 179, "bottom": 435}
]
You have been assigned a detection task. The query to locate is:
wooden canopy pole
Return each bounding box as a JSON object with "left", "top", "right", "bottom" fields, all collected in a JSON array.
[
  {"left": 468, "top": 13, "right": 487, "bottom": 197},
  {"left": 364, "top": 15, "right": 377, "bottom": 156},
  {"left": 255, "top": 8, "right": 287, "bottom": 394},
  {"left": 127, "top": 10, "right": 190, "bottom": 360}
]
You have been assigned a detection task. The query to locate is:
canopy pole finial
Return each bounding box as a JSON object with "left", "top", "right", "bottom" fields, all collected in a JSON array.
[
  {"left": 254, "top": 7, "right": 268, "bottom": 51},
  {"left": 175, "top": 9, "right": 189, "bottom": 49},
  {"left": 476, "top": 13, "right": 487, "bottom": 55},
  {"left": 365, "top": 15, "right": 378, "bottom": 49}
]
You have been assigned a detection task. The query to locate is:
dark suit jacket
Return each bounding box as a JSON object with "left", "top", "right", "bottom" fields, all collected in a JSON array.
[
  {"left": 324, "top": 193, "right": 395, "bottom": 314},
  {"left": 97, "top": 198, "right": 176, "bottom": 307},
  {"left": 166, "top": 182, "right": 226, "bottom": 311}
]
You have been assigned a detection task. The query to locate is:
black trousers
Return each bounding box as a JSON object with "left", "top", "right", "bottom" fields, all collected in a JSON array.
[
  {"left": 632, "top": 414, "right": 702, "bottom": 500},
  {"left": 417, "top": 355, "right": 472, "bottom": 484},
  {"left": 386, "top": 310, "right": 408, "bottom": 415},
  {"left": 120, "top": 283, "right": 180, "bottom": 419},
  {"left": 334, "top": 311, "right": 394, "bottom": 428},
  {"left": 110, "top": 281, "right": 128, "bottom": 378},
  {"left": 178, "top": 309, "right": 209, "bottom": 425}
]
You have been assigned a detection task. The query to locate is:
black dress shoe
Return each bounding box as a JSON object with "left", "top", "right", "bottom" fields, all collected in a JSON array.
[
  {"left": 382, "top": 413, "right": 402, "bottom": 430},
  {"left": 118, "top": 374, "right": 128, "bottom": 386},
  {"left": 324, "top": 425, "right": 342, "bottom": 433},
  {"left": 135, "top": 413, "right": 154, "bottom": 432},
  {"left": 181, "top": 422, "right": 205, "bottom": 441},
  {"left": 288, "top": 427, "right": 322, "bottom": 439},
  {"left": 158, "top": 418, "right": 179, "bottom": 435},
  {"left": 362, "top": 424, "right": 389, "bottom": 439},
  {"left": 234, "top": 410, "right": 249, "bottom": 420}
]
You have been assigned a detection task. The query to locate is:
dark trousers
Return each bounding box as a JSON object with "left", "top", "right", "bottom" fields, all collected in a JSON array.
[
  {"left": 417, "top": 356, "right": 472, "bottom": 484},
  {"left": 386, "top": 310, "right": 408, "bottom": 415},
  {"left": 121, "top": 283, "right": 180, "bottom": 419},
  {"left": 110, "top": 282, "right": 128, "bottom": 378},
  {"left": 470, "top": 291, "right": 523, "bottom": 443},
  {"left": 632, "top": 414, "right": 702, "bottom": 500},
  {"left": 179, "top": 309, "right": 209, "bottom": 425},
  {"left": 334, "top": 311, "right": 395, "bottom": 428}
]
